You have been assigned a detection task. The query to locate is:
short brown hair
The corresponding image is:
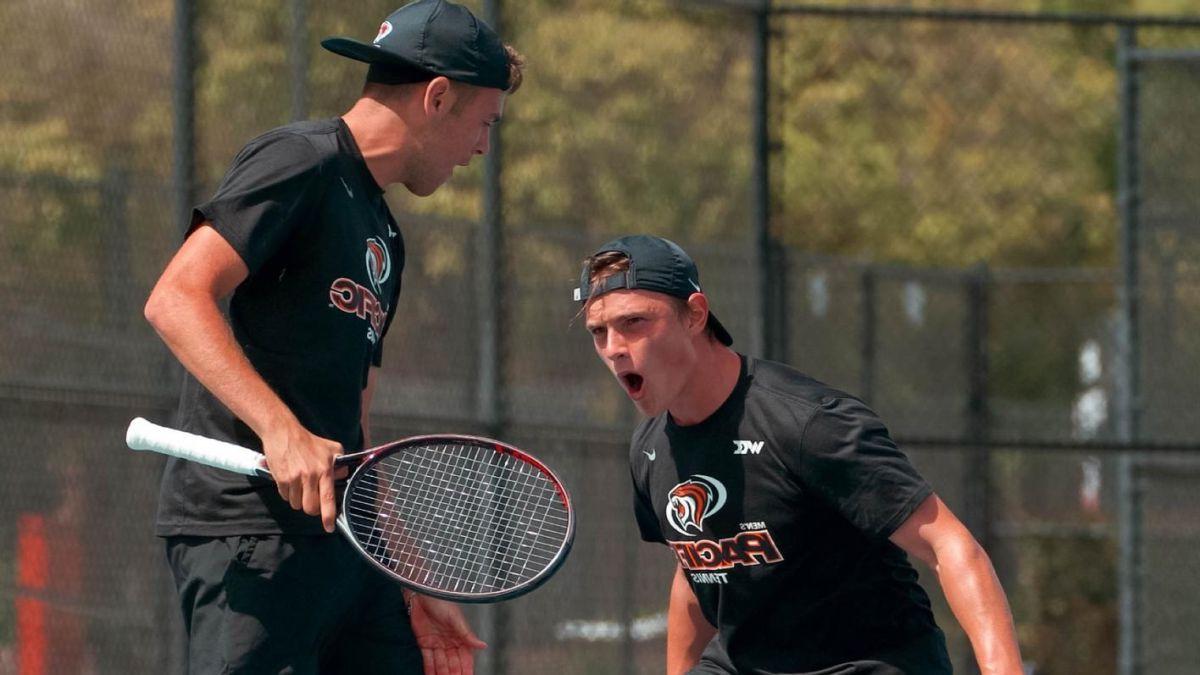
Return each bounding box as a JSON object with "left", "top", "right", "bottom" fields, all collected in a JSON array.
[
  {"left": 584, "top": 250, "right": 632, "bottom": 300},
  {"left": 503, "top": 44, "right": 526, "bottom": 93}
]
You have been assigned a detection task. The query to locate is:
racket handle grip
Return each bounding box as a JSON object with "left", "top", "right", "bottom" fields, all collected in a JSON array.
[{"left": 126, "top": 417, "right": 269, "bottom": 478}]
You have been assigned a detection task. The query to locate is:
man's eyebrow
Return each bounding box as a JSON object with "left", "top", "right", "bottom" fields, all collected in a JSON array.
[{"left": 593, "top": 309, "right": 646, "bottom": 327}]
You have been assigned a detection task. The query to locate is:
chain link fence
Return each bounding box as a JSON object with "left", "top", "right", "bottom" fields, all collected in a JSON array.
[{"left": 3, "top": 2, "right": 1200, "bottom": 674}]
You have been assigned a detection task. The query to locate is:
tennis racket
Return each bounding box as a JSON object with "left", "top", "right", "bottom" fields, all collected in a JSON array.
[{"left": 126, "top": 417, "right": 574, "bottom": 603}]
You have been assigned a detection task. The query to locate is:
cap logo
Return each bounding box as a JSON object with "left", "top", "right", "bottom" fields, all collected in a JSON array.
[{"left": 373, "top": 21, "right": 393, "bottom": 44}]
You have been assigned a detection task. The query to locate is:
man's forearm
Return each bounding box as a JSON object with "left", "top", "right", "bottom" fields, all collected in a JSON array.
[
  {"left": 666, "top": 566, "right": 714, "bottom": 675},
  {"left": 934, "top": 539, "right": 1022, "bottom": 675}
]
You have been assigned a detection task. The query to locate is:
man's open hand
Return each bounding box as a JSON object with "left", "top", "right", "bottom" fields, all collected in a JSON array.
[{"left": 407, "top": 592, "right": 487, "bottom": 675}]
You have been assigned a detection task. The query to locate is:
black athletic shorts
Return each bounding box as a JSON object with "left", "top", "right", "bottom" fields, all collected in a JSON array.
[
  {"left": 688, "top": 629, "right": 951, "bottom": 674},
  {"left": 166, "top": 534, "right": 420, "bottom": 675}
]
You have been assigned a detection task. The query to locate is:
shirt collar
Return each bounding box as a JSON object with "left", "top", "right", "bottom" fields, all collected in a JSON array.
[{"left": 336, "top": 117, "right": 385, "bottom": 196}]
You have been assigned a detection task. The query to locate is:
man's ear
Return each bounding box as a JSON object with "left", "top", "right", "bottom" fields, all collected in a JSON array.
[
  {"left": 686, "top": 293, "right": 710, "bottom": 335},
  {"left": 423, "top": 76, "right": 454, "bottom": 118}
]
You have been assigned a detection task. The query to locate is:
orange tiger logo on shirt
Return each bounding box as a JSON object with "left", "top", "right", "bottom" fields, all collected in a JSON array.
[{"left": 666, "top": 475, "right": 726, "bottom": 537}]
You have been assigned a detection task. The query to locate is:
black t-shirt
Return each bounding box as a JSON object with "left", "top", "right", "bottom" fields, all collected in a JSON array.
[
  {"left": 630, "top": 355, "right": 952, "bottom": 674},
  {"left": 155, "top": 119, "right": 404, "bottom": 536}
]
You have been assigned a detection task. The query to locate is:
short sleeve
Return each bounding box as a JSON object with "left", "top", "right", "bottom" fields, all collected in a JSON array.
[
  {"left": 192, "top": 131, "right": 324, "bottom": 275},
  {"left": 632, "top": 477, "right": 665, "bottom": 544},
  {"left": 629, "top": 423, "right": 665, "bottom": 544},
  {"left": 791, "top": 397, "right": 932, "bottom": 540},
  {"left": 371, "top": 338, "right": 385, "bottom": 368}
]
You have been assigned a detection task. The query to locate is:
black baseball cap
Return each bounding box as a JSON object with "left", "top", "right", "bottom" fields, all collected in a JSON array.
[
  {"left": 321, "top": 0, "right": 511, "bottom": 90},
  {"left": 574, "top": 235, "right": 734, "bottom": 346}
]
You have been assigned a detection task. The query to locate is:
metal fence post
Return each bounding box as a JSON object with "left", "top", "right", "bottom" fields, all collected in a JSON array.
[
  {"left": 479, "top": 0, "right": 505, "bottom": 438},
  {"left": 477, "top": 5, "right": 507, "bottom": 674},
  {"left": 620, "top": 515, "right": 637, "bottom": 675},
  {"left": 172, "top": 0, "right": 196, "bottom": 236},
  {"left": 101, "top": 167, "right": 133, "bottom": 330},
  {"left": 289, "top": 0, "right": 310, "bottom": 122},
  {"left": 965, "top": 264, "right": 992, "bottom": 560},
  {"left": 1115, "top": 23, "right": 1143, "bottom": 675},
  {"left": 168, "top": 4, "right": 197, "bottom": 670},
  {"left": 859, "top": 266, "right": 876, "bottom": 405},
  {"left": 752, "top": 1, "right": 786, "bottom": 362}
]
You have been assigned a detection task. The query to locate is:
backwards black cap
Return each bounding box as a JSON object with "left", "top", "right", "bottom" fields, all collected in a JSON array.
[
  {"left": 574, "top": 235, "right": 733, "bottom": 347},
  {"left": 321, "top": 0, "right": 511, "bottom": 90}
]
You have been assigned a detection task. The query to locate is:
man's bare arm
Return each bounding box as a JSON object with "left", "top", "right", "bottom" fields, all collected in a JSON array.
[
  {"left": 666, "top": 564, "right": 715, "bottom": 675},
  {"left": 890, "top": 494, "right": 1023, "bottom": 675},
  {"left": 144, "top": 223, "right": 342, "bottom": 532}
]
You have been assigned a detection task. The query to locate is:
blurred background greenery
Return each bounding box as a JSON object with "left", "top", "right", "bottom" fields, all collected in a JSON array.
[{"left": 2, "top": 1, "right": 1200, "bottom": 673}]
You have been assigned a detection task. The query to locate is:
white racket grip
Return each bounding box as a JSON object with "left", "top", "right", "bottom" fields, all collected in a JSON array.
[{"left": 126, "top": 417, "right": 268, "bottom": 477}]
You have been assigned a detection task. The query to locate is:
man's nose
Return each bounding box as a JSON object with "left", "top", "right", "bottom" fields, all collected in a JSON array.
[
  {"left": 602, "top": 332, "right": 627, "bottom": 361},
  {"left": 475, "top": 130, "right": 491, "bottom": 156}
]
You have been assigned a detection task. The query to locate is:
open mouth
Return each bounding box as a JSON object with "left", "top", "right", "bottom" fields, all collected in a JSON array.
[{"left": 620, "top": 372, "right": 645, "bottom": 397}]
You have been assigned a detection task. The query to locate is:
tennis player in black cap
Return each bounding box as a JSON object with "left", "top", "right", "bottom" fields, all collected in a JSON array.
[
  {"left": 144, "top": 2, "right": 523, "bottom": 673},
  {"left": 575, "top": 236, "right": 1023, "bottom": 674}
]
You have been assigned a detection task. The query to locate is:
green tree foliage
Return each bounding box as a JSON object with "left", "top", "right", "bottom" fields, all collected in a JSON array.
[
  {"left": 497, "top": 1, "right": 753, "bottom": 241},
  {"left": 773, "top": 15, "right": 1117, "bottom": 268},
  {"left": 0, "top": 0, "right": 173, "bottom": 297}
]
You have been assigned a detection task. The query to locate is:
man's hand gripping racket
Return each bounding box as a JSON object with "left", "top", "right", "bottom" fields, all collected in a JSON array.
[{"left": 126, "top": 417, "right": 575, "bottom": 603}]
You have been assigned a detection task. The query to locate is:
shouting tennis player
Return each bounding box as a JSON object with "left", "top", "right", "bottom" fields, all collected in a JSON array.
[
  {"left": 575, "top": 235, "right": 1023, "bottom": 674},
  {"left": 143, "top": 2, "right": 523, "bottom": 673}
]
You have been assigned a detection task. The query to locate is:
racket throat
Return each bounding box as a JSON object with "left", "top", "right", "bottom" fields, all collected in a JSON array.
[{"left": 335, "top": 514, "right": 353, "bottom": 539}]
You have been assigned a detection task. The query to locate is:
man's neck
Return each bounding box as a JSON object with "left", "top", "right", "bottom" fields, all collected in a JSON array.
[
  {"left": 667, "top": 344, "right": 742, "bottom": 427},
  {"left": 341, "top": 97, "right": 413, "bottom": 189}
]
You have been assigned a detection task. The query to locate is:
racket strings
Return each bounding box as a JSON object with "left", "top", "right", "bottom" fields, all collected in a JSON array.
[
  {"left": 369, "top": 447, "right": 567, "bottom": 591},
  {"left": 344, "top": 442, "right": 570, "bottom": 596}
]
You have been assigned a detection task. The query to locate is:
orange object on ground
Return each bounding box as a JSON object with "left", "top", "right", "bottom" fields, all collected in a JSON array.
[{"left": 16, "top": 513, "right": 48, "bottom": 675}]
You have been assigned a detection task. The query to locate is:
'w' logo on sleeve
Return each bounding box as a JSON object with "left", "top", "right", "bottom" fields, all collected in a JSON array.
[{"left": 733, "top": 440, "right": 764, "bottom": 455}]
